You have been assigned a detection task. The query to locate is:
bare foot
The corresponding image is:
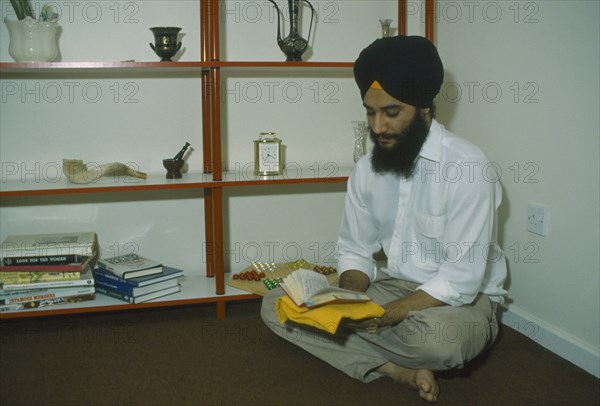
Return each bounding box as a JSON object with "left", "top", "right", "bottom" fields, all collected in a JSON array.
[{"left": 377, "top": 362, "right": 439, "bottom": 403}]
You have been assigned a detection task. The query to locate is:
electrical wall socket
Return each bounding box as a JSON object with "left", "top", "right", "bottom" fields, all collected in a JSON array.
[{"left": 527, "top": 203, "right": 548, "bottom": 236}]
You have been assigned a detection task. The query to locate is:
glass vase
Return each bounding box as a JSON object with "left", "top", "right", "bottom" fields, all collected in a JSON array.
[
  {"left": 352, "top": 121, "right": 368, "bottom": 163},
  {"left": 379, "top": 19, "right": 392, "bottom": 38}
]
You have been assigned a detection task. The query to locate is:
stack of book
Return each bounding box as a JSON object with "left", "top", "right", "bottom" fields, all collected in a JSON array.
[
  {"left": 0, "top": 232, "right": 99, "bottom": 312},
  {"left": 93, "top": 253, "right": 182, "bottom": 304}
]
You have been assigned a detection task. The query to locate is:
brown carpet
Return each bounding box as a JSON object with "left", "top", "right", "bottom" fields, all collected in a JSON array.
[{"left": 1, "top": 300, "right": 598, "bottom": 406}]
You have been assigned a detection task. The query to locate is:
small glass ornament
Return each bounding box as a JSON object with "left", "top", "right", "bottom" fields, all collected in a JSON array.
[
  {"left": 379, "top": 19, "right": 392, "bottom": 38},
  {"left": 352, "top": 121, "right": 368, "bottom": 163}
]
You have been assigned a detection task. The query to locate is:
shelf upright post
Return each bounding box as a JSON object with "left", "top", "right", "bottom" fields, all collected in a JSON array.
[
  {"left": 398, "top": 0, "right": 407, "bottom": 36},
  {"left": 201, "top": 0, "right": 216, "bottom": 279},
  {"left": 201, "top": 0, "right": 211, "bottom": 174},
  {"left": 208, "top": 0, "right": 226, "bottom": 299},
  {"left": 208, "top": 0, "right": 221, "bottom": 182},
  {"left": 425, "top": 0, "right": 435, "bottom": 42}
]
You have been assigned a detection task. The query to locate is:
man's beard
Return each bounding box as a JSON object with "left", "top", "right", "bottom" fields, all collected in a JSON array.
[{"left": 370, "top": 111, "right": 430, "bottom": 178}]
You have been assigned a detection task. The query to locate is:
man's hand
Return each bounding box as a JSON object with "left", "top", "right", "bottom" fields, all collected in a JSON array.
[
  {"left": 346, "top": 290, "right": 446, "bottom": 333},
  {"left": 377, "top": 290, "right": 446, "bottom": 328},
  {"left": 339, "top": 269, "right": 370, "bottom": 292}
]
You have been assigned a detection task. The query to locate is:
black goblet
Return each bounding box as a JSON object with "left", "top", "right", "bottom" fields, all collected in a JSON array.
[{"left": 149, "top": 27, "right": 182, "bottom": 62}]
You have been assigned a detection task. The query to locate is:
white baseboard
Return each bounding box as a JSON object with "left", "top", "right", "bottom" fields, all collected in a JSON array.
[{"left": 498, "top": 305, "right": 599, "bottom": 378}]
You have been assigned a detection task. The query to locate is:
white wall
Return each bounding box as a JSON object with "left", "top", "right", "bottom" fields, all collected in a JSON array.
[
  {"left": 434, "top": 0, "right": 599, "bottom": 376},
  {"left": 1, "top": 0, "right": 598, "bottom": 376}
]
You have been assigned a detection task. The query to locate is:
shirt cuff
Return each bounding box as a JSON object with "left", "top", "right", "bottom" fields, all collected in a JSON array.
[
  {"left": 337, "top": 257, "right": 376, "bottom": 281},
  {"left": 417, "top": 276, "right": 464, "bottom": 307}
]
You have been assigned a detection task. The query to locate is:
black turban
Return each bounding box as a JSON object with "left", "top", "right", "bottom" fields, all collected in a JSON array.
[{"left": 354, "top": 35, "right": 444, "bottom": 108}]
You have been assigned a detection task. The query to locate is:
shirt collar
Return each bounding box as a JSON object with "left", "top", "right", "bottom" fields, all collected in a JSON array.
[{"left": 418, "top": 118, "right": 443, "bottom": 163}]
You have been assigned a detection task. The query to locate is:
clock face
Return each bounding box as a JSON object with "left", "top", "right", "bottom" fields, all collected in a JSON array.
[{"left": 256, "top": 141, "right": 281, "bottom": 175}]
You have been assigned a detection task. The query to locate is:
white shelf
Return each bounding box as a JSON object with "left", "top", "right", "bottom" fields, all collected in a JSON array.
[
  {"left": 0, "top": 61, "right": 209, "bottom": 75},
  {"left": 0, "top": 61, "right": 354, "bottom": 75},
  {"left": 0, "top": 275, "right": 257, "bottom": 318},
  {"left": 0, "top": 166, "right": 353, "bottom": 196},
  {"left": 0, "top": 172, "right": 212, "bottom": 196},
  {"left": 215, "top": 165, "right": 353, "bottom": 186}
]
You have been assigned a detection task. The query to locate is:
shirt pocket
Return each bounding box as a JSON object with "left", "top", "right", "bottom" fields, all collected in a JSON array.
[{"left": 409, "top": 211, "right": 447, "bottom": 270}]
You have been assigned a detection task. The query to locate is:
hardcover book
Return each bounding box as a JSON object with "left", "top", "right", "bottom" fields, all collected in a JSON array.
[
  {"left": 0, "top": 286, "right": 96, "bottom": 305},
  {"left": 0, "top": 269, "right": 95, "bottom": 291},
  {"left": 0, "top": 255, "right": 95, "bottom": 272},
  {"left": 0, "top": 232, "right": 98, "bottom": 258},
  {"left": 92, "top": 266, "right": 183, "bottom": 287},
  {"left": 0, "top": 271, "right": 81, "bottom": 284},
  {"left": 93, "top": 277, "right": 179, "bottom": 298},
  {"left": 280, "top": 268, "right": 372, "bottom": 308},
  {"left": 95, "top": 284, "right": 181, "bottom": 304},
  {"left": 0, "top": 293, "right": 96, "bottom": 312},
  {"left": 97, "top": 253, "right": 163, "bottom": 279}
]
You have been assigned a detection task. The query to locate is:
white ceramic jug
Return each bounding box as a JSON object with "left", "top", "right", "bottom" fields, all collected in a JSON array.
[{"left": 4, "top": 17, "right": 59, "bottom": 62}]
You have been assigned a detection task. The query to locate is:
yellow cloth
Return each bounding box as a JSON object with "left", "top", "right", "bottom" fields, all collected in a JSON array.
[
  {"left": 275, "top": 295, "right": 385, "bottom": 334},
  {"left": 370, "top": 80, "right": 383, "bottom": 90}
]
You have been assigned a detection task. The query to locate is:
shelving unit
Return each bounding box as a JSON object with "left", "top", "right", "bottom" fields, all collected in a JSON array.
[{"left": 0, "top": 0, "right": 433, "bottom": 319}]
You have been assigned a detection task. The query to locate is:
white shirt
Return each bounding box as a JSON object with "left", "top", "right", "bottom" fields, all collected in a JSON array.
[{"left": 337, "top": 119, "right": 508, "bottom": 305}]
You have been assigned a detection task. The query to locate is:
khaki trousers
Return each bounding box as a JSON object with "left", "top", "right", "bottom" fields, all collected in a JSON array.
[{"left": 260, "top": 271, "right": 498, "bottom": 382}]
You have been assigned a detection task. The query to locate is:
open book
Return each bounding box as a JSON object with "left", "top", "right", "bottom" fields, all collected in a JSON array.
[{"left": 280, "top": 268, "right": 372, "bottom": 308}]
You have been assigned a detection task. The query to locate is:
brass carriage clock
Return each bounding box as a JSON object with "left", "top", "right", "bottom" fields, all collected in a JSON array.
[{"left": 254, "top": 132, "right": 283, "bottom": 176}]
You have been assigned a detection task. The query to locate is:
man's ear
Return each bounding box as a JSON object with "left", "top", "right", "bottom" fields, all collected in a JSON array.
[
  {"left": 419, "top": 107, "right": 433, "bottom": 126},
  {"left": 420, "top": 107, "right": 432, "bottom": 121}
]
